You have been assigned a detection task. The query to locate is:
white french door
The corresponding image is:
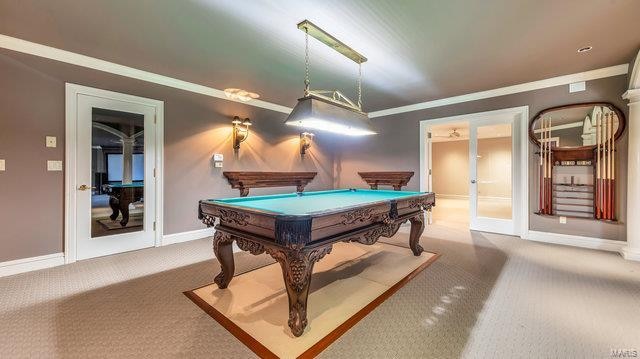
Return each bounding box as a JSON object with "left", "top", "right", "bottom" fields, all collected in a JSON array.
[
  {"left": 66, "top": 84, "right": 163, "bottom": 261},
  {"left": 421, "top": 106, "right": 527, "bottom": 237},
  {"left": 468, "top": 117, "right": 518, "bottom": 235}
]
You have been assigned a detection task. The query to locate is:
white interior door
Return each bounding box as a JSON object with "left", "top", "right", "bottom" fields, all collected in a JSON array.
[
  {"left": 469, "top": 117, "right": 518, "bottom": 235},
  {"left": 74, "top": 94, "right": 157, "bottom": 260}
]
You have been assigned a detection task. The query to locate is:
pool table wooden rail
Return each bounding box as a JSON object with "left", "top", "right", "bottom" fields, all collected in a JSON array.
[
  {"left": 222, "top": 171, "right": 317, "bottom": 197},
  {"left": 358, "top": 171, "right": 415, "bottom": 190},
  {"left": 197, "top": 191, "right": 435, "bottom": 337}
]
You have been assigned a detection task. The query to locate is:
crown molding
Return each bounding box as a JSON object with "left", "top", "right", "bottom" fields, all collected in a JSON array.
[
  {"left": 623, "top": 89, "right": 640, "bottom": 104},
  {"left": 628, "top": 49, "right": 640, "bottom": 90},
  {"left": 369, "top": 64, "right": 629, "bottom": 118},
  {"left": 0, "top": 34, "right": 292, "bottom": 114},
  {"left": 0, "top": 34, "right": 630, "bottom": 117}
]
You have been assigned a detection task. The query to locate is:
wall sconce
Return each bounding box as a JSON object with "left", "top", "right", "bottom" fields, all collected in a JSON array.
[
  {"left": 300, "top": 132, "right": 314, "bottom": 155},
  {"left": 232, "top": 116, "right": 252, "bottom": 150}
]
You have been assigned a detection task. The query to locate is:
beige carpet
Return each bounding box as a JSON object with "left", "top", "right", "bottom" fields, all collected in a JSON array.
[
  {"left": 0, "top": 223, "right": 639, "bottom": 358},
  {"left": 188, "top": 242, "right": 437, "bottom": 358}
]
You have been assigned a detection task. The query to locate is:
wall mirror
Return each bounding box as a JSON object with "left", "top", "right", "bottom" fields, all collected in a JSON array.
[{"left": 529, "top": 103, "right": 625, "bottom": 148}]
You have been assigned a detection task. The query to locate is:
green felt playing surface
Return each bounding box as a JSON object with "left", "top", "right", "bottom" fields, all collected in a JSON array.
[{"left": 210, "top": 189, "right": 423, "bottom": 215}]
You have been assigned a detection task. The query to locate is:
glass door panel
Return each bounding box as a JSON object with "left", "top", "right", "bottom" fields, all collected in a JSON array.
[
  {"left": 477, "top": 123, "right": 512, "bottom": 219},
  {"left": 470, "top": 120, "right": 516, "bottom": 235}
]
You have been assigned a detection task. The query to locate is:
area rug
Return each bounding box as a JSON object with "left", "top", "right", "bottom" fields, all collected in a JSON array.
[
  {"left": 97, "top": 216, "right": 143, "bottom": 230},
  {"left": 184, "top": 242, "right": 439, "bottom": 358}
]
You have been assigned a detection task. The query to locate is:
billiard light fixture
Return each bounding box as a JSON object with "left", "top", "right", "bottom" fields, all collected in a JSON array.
[
  {"left": 284, "top": 20, "right": 376, "bottom": 137},
  {"left": 232, "top": 116, "right": 252, "bottom": 150},
  {"left": 300, "top": 132, "right": 314, "bottom": 155}
]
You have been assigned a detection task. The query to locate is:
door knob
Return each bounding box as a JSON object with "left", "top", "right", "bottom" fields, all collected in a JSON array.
[
  {"left": 78, "top": 184, "right": 94, "bottom": 191},
  {"left": 470, "top": 180, "right": 477, "bottom": 184}
]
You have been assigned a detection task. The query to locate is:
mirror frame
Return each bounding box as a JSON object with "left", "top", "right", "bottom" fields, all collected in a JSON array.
[{"left": 528, "top": 102, "right": 626, "bottom": 148}]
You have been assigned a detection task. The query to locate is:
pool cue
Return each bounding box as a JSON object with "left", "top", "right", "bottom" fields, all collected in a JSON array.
[
  {"left": 539, "top": 121, "right": 544, "bottom": 213},
  {"left": 542, "top": 118, "right": 549, "bottom": 214},
  {"left": 604, "top": 113, "right": 609, "bottom": 219},
  {"left": 546, "top": 118, "right": 552, "bottom": 215},
  {"left": 600, "top": 114, "right": 607, "bottom": 219},
  {"left": 612, "top": 114, "right": 616, "bottom": 220},
  {"left": 595, "top": 113, "right": 601, "bottom": 219},
  {"left": 607, "top": 113, "right": 613, "bottom": 219},
  {"left": 604, "top": 113, "right": 611, "bottom": 219}
]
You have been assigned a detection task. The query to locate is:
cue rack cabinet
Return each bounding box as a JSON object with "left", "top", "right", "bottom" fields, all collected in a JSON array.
[{"left": 531, "top": 103, "right": 625, "bottom": 221}]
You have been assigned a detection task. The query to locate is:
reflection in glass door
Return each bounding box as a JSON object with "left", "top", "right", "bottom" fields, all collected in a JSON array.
[
  {"left": 469, "top": 121, "right": 516, "bottom": 234},
  {"left": 91, "top": 108, "right": 145, "bottom": 238}
]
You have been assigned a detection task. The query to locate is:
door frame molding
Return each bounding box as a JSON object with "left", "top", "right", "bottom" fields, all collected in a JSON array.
[
  {"left": 419, "top": 106, "right": 529, "bottom": 238},
  {"left": 64, "top": 83, "right": 164, "bottom": 263}
]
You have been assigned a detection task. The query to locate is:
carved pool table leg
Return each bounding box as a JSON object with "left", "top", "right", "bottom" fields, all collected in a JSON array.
[
  {"left": 109, "top": 196, "right": 120, "bottom": 221},
  {"left": 268, "top": 246, "right": 332, "bottom": 337},
  {"left": 119, "top": 201, "right": 130, "bottom": 227},
  {"left": 213, "top": 232, "right": 236, "bottom": 289},
  {"left": 408, "top": 213, "right": 425, "bottom": 256}
]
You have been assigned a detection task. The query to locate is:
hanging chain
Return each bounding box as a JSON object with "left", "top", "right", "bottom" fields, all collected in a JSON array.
[
  {"left": 304, "top": 28, "right": 310, "bottom": 95},
  {"left": 302, "top": 24, "right": 364, "bottom": 110},
  {"left": 357, "top": 62, "right": 362, "bottom": 110}
]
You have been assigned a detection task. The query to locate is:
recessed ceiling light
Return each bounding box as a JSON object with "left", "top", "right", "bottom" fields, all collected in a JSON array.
[
  {"left": 577, "top": 46, "right": 593, "bottom": 53},
  {"left": 224, "top": 88, "right": 260, "bottom": 102}
]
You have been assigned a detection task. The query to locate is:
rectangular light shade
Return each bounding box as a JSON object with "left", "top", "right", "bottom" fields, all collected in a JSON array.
[{"left": 284, "top": 95, "right": 376, "bottom": 136}]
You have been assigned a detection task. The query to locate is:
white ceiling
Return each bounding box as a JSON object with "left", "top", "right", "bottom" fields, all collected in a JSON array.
[{"left": 0, "top": 0, "right": 638, "bottom": 112}]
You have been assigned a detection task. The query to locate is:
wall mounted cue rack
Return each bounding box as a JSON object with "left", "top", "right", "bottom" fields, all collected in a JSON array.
[{"left": 530, "top": 102, "right": 625, "bottom": 221}]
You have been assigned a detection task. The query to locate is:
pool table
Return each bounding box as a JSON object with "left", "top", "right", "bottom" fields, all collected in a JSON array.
[
  {"left": 104, "top": 182, "right": 144, "bottom": 227},
  {"left": 198, "top": 188, "right": 435, "bottom": 337}
]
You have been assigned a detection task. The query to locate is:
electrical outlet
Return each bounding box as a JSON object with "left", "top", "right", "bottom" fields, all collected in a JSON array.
[
  {"left": 46, "top": 136, "right": 57, "bottom": 148},
  {"left": 0, "top": 159, "right": 5, "bottom": 171},
  {"left": 214, "top": 162, "right": 223, "bottom": 168},
  {"left": 47, "top": 160, "right": 63, "bottom": 171},
  {"left": 559, "top": 216, "right": 567, "bottom": 224},
  {"left": 213, "top": 153, "right": 224, "bottom": 161}
]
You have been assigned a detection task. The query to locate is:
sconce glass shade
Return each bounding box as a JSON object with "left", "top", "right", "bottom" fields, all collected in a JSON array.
[
  {"left": 232, "top": 116, "right": 242, "bottom": 125},
  {"left": 284, "top": 95, "right": 376, "bottom": 136},
  {"left": 242, "top": 118, "right": 252, "bottom": 126}
]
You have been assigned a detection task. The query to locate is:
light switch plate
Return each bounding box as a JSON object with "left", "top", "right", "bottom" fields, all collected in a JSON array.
[
  {"left": 47, "top": 160, "right": 63, "bottom": 171},
  {"left": 569, "top": 81, "right": 586, "bottom": 93},
  {"left": 0, "top": 159, "right": 5, "bottom": 171},
  {"left": 213, "top": 153, "right": 224, "bottom": 161},
  {"left": 214, "top": 162, "right": 223, "bottom": 168},
  {"left": 46, "top": 136, "right": 57, "bottom": 148},
  {"left": 559, "top": 216, "right": 567, "bottom": 224}
]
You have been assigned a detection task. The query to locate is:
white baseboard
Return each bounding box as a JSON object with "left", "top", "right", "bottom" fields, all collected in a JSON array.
[
  {"left": 162, "top": 227, "right": 215, "bottom": 246},
  {"left": 526, "top": 230, "right": 625, "bottom": 253},
  {"left": 621, "top": 247, "right": 640, "bottom": 261},
  {"left": 162, "top": 227, "right": 242, "bottom": 254},
  {"left": 0, "top": 252, "right": 65, "bottom": 277}
]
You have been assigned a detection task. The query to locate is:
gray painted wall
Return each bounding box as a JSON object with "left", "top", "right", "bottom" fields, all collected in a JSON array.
[
  {"left": 0, "top": 51, "right": 339, "bottom": 262},
  {"left": 0, "top": 50, "right": 631, "bottom": 263},
  {"left": 335, "top": 75, "right": 629, "bottom": 241}
]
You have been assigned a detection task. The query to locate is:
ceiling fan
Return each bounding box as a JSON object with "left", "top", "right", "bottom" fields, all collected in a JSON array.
[{"left": 433, "top": 128, "right": 462, "bottom": 138}]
